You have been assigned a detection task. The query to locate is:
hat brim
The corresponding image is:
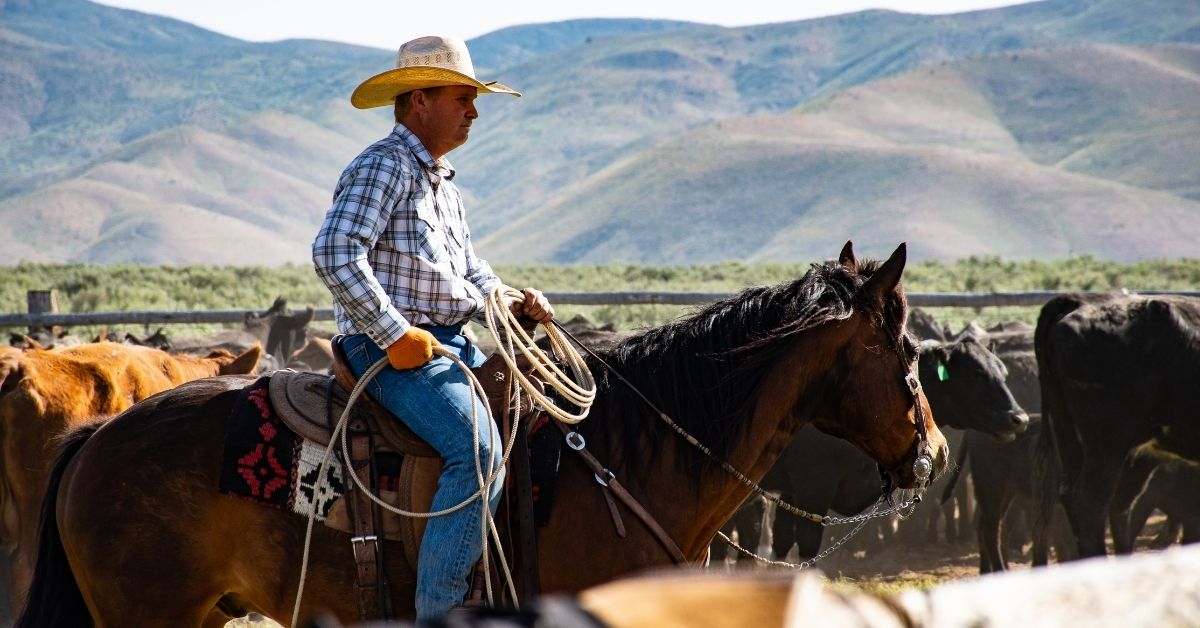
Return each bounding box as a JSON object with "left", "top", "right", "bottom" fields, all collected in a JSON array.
[{"left": 350, "top": 66, "right": 521, "bottom": 109}]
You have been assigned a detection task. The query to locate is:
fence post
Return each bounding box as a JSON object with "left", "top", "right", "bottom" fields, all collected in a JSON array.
[{"left": 26, "top": 290, "right": 60, "bottom": 336}]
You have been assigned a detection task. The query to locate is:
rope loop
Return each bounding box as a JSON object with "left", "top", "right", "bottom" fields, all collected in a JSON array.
[{"left": 483, "top": 286, "right": 597, "bottom": 424}]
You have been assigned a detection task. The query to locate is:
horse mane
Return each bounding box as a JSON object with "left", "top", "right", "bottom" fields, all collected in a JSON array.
[{"left": 578, "top": 257, "right": 906, "bottom": 474}]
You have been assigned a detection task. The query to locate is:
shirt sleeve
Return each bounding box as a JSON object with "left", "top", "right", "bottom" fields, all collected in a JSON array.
[{"left": 312, "top": 154, "right": 413, "bottom": 348}]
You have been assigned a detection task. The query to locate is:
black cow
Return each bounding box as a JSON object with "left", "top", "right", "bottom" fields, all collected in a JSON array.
[
  {"left": 1133, "top": 459, "right": 1200, "bottom": 548},
  {"left": 709, "top": 494, "right": 767, "bottom": 565},
  {"left": 124, "top": 327, "right": 172, "bottom": 351},
  {"left": 765, "top": 428, "right": 882, "bottom": 562},
  {"left": 936, "top": 324, "right": 1078, "bottom": 572},
  {"left": 947, "top": 332, "right": 1052, "bottom": 572},
  {"left": 893, "top": 336, "right": 1030, "bottom": 548},
  {"left": 908, "top": 307, "right": 949, "bottom": 342},
  {"left": 1105, "top": 437, "right": 1200, "bottom": 558},
  {"left": 1035, "top": 293, "right": 1200, "bottom": 560}
]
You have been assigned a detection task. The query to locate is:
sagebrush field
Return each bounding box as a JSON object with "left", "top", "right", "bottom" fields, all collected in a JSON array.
[{"left": 3, "top": 256, "right": 1198, "bottom": 339}]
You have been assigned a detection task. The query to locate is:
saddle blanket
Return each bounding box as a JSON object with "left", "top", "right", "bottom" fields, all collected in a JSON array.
[
  {"left": 218, "top": 375, "right": 562, "bottom": 528},
  {"left": 218, "top": 375, "right": 355, "bottom": 520}
]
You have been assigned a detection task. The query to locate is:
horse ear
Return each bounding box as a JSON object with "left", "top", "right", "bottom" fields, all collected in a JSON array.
[
  {"left": 862, "top": 242, "right": 907, "bottom": 302},
  {"left": 838, "top": 240, "right": 856, "bottom": 271}
]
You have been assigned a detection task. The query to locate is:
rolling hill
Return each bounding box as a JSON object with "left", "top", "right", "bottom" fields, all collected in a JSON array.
[
  {"left": 0, "top": 0, "right": 1197, "bottom": 264},
  {"left": 479, "top": 43, "right": 1200, "bottom": 263}
]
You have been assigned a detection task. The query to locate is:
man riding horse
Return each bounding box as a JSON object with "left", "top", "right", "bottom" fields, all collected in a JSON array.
[{"left": 311, "top": 34, "right": 555, "bottom": 621}]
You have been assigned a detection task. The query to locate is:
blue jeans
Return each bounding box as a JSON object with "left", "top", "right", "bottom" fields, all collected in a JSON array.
[{"left": 341, "top": 328, "right": 504, "bottom": 622}]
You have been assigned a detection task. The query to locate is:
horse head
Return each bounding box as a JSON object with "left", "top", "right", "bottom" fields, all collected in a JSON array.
[{"left": 804, "top": 241, "right": 948, "bottom": 492}]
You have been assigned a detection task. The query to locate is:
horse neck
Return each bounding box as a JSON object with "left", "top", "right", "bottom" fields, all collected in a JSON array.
[{"left": 564, "top": 322, "right": 848, "bottom": 564}]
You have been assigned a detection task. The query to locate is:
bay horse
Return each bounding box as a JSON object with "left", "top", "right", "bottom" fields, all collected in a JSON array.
[
  {"left": 18, "top": 241, "right": 947, "bottom": 627},
  {"left": 0, "top": 341, "right": 262, "bottom": 621}
]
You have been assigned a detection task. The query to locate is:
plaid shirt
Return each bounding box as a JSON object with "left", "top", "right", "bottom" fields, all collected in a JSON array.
[{"left": 312, "top": 124, "right": 502, "bottom": 349}]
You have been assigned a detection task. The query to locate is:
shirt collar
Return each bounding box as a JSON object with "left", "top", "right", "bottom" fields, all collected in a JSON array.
[{"left": 393, "top": 124, "right": 456, "bottom": 181}]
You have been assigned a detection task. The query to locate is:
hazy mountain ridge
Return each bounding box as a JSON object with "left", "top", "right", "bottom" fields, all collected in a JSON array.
[
  {"left": 478, "top": 42, "right": 1200, "bottom": 263},
  {"left": 1, "top": 0, "right": 1198, "bottom": 264},
  {"left": 450, "top": 0, "right": 1200, "bottom": 239}
]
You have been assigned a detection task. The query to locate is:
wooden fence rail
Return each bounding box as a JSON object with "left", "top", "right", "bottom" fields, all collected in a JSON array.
[{"left": 2, "top": 290, "right": 1199, "bottom": 329}]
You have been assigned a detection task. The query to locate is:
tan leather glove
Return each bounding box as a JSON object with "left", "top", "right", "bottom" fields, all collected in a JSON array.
[{"left": 385, "top": 327, "right": 439, "bottom": 370}]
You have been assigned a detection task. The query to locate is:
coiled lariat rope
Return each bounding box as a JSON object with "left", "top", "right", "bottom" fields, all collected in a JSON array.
[
  {"left": 290, "top": 286, "right": 596, "bottom": 627},
  {"left": 483, "top": 286, "right": 596, "bottom": 424}
]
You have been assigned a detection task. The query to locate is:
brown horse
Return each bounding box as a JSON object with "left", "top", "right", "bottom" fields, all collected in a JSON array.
[
  {"left": 17, "top": 242, "right": 947, "bottom": 627},
  {"left": 0, "top": 341, "right": 262, "bottom": 621}
]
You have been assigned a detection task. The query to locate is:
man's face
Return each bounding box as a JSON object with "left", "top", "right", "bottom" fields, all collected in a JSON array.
[{"left": 418, "top": 85, "right": 478, "bottom": 157}]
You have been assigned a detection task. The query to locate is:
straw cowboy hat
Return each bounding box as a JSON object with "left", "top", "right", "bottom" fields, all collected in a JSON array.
[{"left": 351, "top": 35, "right": 521, "bottom": 109}]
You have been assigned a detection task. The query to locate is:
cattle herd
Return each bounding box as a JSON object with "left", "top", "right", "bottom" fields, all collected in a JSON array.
[
  {"left": 1, "top": 291, "right": 1198, "bottom": 626},
  {"left": 712, "top": 294, "right": 1200, "bottom": 583}
]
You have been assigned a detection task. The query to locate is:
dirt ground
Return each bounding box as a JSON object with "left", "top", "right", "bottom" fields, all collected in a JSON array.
[{"left": 708, "top": 503, "right": 1176, "bottom": 594}]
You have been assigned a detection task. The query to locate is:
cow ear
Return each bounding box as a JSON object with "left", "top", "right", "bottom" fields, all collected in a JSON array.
[
  {"left": 224, "top": 343, "right": 264, "bottom": 375},
  {"left": 838, "top": 240, "right": 857, "bottom": 272},
  {"left": 862, "top": 242, "right": 907, "bottom": 302},
  {"left": 0, "top": 352, "right": 24, "bottom": 396}
]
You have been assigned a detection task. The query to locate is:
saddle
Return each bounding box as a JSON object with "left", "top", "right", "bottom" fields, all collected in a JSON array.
[
  {"left": 269, "top": 338, "right": 517, "bottom": 457},
  {"left": 266, "top": 334, "right": 542, "bottom": 618}
]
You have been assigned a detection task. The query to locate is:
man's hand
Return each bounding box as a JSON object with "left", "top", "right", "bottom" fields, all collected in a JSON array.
[
  {"left": 386, "top": 327, "right": 440, "bottom": 370},
  {"left": 510, "top": 287, "right": 555, "bottom": 325}
]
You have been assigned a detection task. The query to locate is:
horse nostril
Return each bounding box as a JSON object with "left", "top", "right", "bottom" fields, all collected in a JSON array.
[{"left": 1010, "top": 411, "right": 1030, "bottom": 431}]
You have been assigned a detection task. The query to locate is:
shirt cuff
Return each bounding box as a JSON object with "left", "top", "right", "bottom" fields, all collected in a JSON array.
[{"left": 360, "top": 307, "right": 410, "bottom": 350}]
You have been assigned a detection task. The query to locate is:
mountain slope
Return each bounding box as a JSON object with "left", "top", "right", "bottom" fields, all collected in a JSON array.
[
  {"left": 451, "top": 0, "right": 1200, "bottom": 236},
  {"left": 1, "top": 0, "right": 1198, "bottom": 264},
  {"left": 478, "top": 43, "right": 1200, "bottom": 263}
]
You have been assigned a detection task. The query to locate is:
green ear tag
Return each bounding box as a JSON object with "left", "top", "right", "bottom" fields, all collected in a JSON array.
[{"left": 937, "top": 361, "right": 949, "bottom": 381}]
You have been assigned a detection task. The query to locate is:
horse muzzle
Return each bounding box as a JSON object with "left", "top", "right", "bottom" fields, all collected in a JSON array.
[{"left": 879, "top": 439, "right": 945, "bottom": 494}]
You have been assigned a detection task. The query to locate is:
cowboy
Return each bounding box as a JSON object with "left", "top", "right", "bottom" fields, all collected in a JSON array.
[{"left": 311, "top": 35, "right": 555, "bottom": 621}]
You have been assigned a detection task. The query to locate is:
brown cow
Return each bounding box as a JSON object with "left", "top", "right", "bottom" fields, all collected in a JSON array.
[
  {"left": 0, "top": 341, "right": 261, "bottom": 621},
  {"left": 287, "top": 335, "right": 334, "bottom": 372}
]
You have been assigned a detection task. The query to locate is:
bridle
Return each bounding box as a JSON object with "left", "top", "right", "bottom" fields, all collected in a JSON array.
[
  {"left": 879, "top": 369, "right": 935, "bottom": 497},
  {"left": 875, "top": 333, "right": 936, "bottom": 501}
]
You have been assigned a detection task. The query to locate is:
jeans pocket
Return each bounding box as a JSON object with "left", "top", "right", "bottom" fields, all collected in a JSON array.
[
  {"left": 345, "top": 338, "right": 370, "bottom": 371},
  {"left": 343, "top": 338, "right": 385, "bottom": 400}
]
